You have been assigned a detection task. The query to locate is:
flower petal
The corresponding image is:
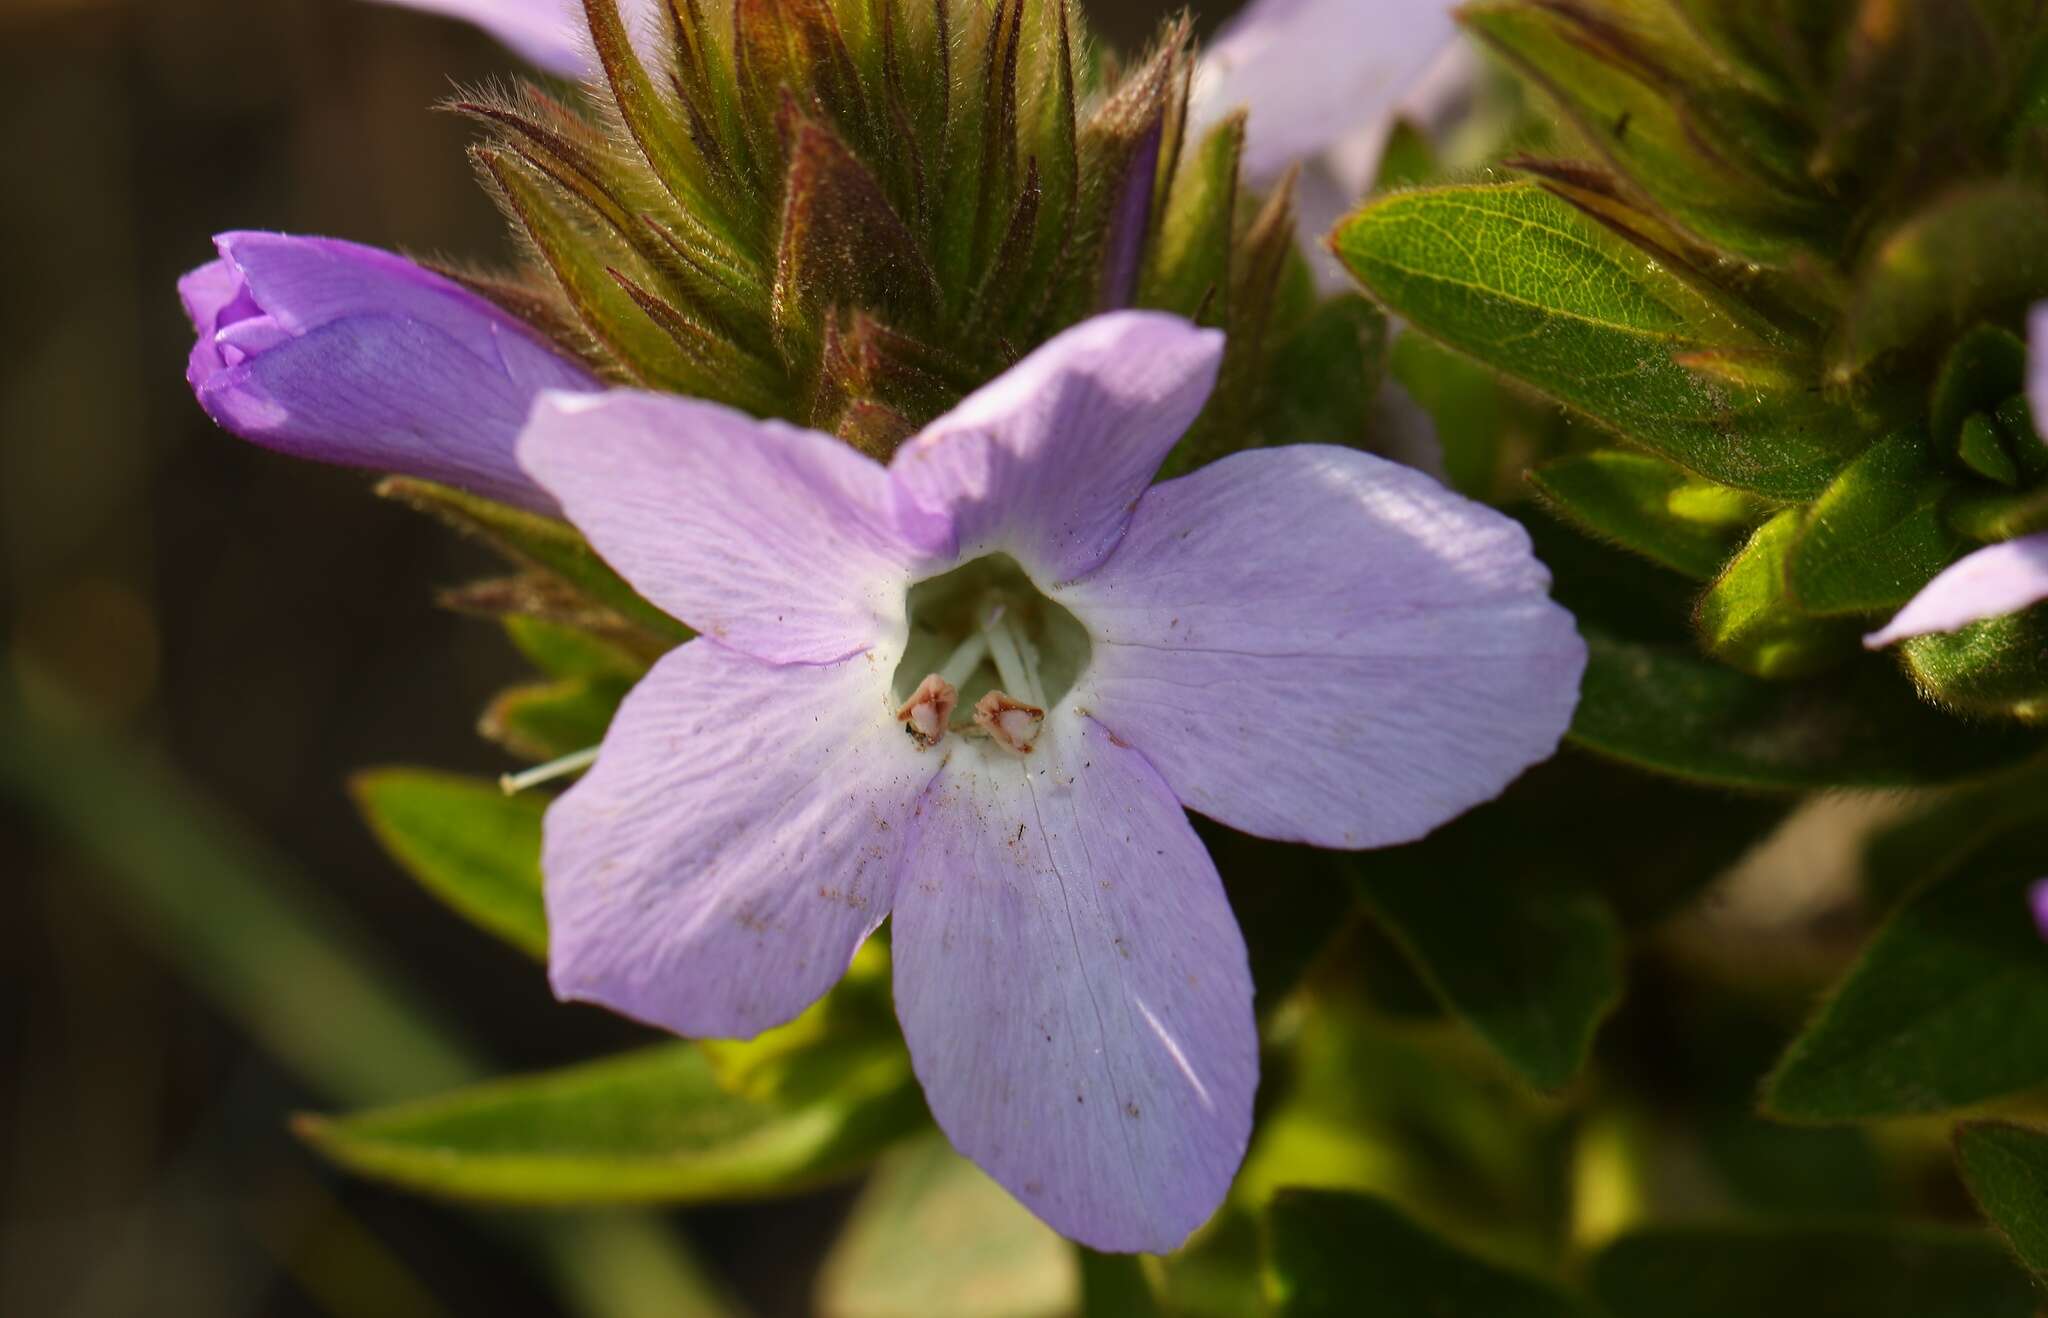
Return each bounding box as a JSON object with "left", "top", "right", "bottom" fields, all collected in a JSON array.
[
  {"left": 1864, "top": 533, "right": 2048, "bottom": 648},
  {"left": 889, "top": 313, "right": 1223, "bottom": 585},
  {"left": 1191, "top": 0, "right": 1459, "bottom": 184},
  {"left": 185, "top": 233, "right": 596, "bottom": 512},
  {"left": 1059, "top": 446, "right": 1586, "bottom": 850},
  {"left": 2029, "top": 302, "right": 2048, "bottom": 444},
  {"left": 361, "top": 0, "right": 592, "bottom": 76},
  {"left": 891, "top": 720, "right": 1257, "bottom": 1254},
  {"left": 519, "top": 390, "right": 942, "bottom": 664},
  {"left": 544, "top": 640, "right": 936, "bottom": 1039}
]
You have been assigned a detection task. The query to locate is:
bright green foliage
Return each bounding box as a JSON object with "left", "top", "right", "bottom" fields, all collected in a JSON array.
[
  {"left": 460, "top": 0, "right": 1300, "bottom": 458},
  {"left": 297, "top": 1030, "right": 927, "bottom": 1203},
  {"left": 1957, "top": 1121, "right": 2048, "bottom": 1277},
  {"left": 1263, "top": 1190, "right": 1594, "bottom": 1318},
  {"left": 1530, "top": 450, "right": 1759, "bottom": 580},
  {"left": 351, "top": 768, "right": 551, "bottom": 959},
  {"left": 1590, "top": 1225, "right": 2036, "bottom": 1318},
  {"left": 1766, "top": 823, "right": 2048, "bottom": 1120},
  {"left": 1336, "top": 0, "right": 2048, "bottom": 739}
]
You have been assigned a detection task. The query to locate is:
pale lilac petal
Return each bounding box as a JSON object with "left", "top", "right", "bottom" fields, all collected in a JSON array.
[
  {"left": 519, "top": 390, "right": 943, "bottom": 664},
  {"left": 891, "top": 719, "right": 1256, "bottom": 1254},
  {"left": 1058, "top": 446, "right": 1585, "bottom": 850},
  {"left": 2028, "top": 302, "right": 2048, "bottom": 442},
  {"left": 2031, "top": 879, "right": 2048, "bottom": 942},
  {"left": 1864, "top": 533, "right": 2048, "bottom": 648},
  {"left": 889, "top": 313, "right": 1222, "bottom": 584},
  {"left": 1191, "top": 0, "right": 1459, "bottom": 184},
  {"left": 544, "top": 640, "right": 936, "bottom": 1038},
  {"left": 361, "top": 0, "right": 585, "bottom": 75},
  {"left": 184, "top": 233, "right": 596, "bottom": 512}
]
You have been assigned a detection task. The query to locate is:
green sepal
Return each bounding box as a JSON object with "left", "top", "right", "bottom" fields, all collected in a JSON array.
[
  {"left": 1697, "top": 510, "right": 1858, "bottom": 678},
  {"left": 1931, "top": 324, "right": 2029, "bottom": 456},
  {"left": 1569, "top": 629, "right": 2048, "bottom": 789},
  {"left": 1951, "top": 483, "right": 2048, "bottom": 544},
  {"left": 1902, "top": 604, "right": 2048, "bottom": 722},
  {"left": 1590, "top": 1225, "right": 2036, "bottom": 1318},
  {"left": 482, "top": 678, "right": 630, "bottom": 761},
  {"left": 1263, "top": 1190, "right": 1595, "bottom": 1318},
  {"left": 297, "top": 1032, "right": 928, "bottom": 1204},
  {"left": 1138, "top": 111, "right": 1244, "bottom": 325},
  {"left": 1242, "top": 294, "right": 1389, "bottom": 451},
  {"left": 1371, "top": 117, "right": 1436, "bottom": 193},
  {"left": 376, "top": 477, "right": 692, "bottom": 651},
  {"left": 1957, "top": 1121, "right": 2048, "bottom": 1278},
  {"left": 1462, "top": 2, "right": 1826, "bottom": 266},
  {"left": 350, "top": 768, "right": 549, "bottom": 959},
  {"left": 1765, "top": 821, "right": 2048, "bottom": 1122},
  {"left": 503, "top": 614, "right": 649, "bottom": 682},
  {"left": 1787, "top": 427, "right": 1968, "bottom": 616},
  {"left": 1334, "top": 182, "right": 1863, "bottom": 500},
  {"left": 1960, "top": 414, "right": 2024, "bottom": 487},
  {"left": 1831, "top": 180, "right": 2048, "bottom": 382},
  {"left": 1530, "top": 450, "right": 1759, "bottom": 581}
]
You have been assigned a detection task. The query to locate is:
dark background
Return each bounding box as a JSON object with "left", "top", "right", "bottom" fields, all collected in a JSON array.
[{"left": 0, "top": 1, "right": 1224, "bottom": 1314}]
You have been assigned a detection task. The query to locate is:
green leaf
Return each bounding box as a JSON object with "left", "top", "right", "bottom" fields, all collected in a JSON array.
[
  {"left": 379, "top": 478, "right": 692, "bottom": 648},
  {"left": 815, "top": 1135, "right": 1075, "bottom": 1318},
  {"left": 505, "top": 615, "right": 650, "bottom": 682},
  {"left": 1264, "top": 1190, "right": 1595, "bottom": 1318},
  {"left": 1931, "top": 324, "right": 2028, "bottom": 456},
  {"left": 1959, "top": 414, "right": 2024, "bottom": 486},
  {"left": 351, "top": 769, "right": 548, "bottom": 959},
  {"left": 1958, "top": 1121, "right": 2048, "bottom": 1277},
  {"left": 1788, "top": 428, "right": 1968, "bottom": 616},
  {"left": 1697, "top": 510, "right": 1860, "bottom": 678},
  {"left": 1334, "top": 182, "right": 1863, "bottom": 499},
  {"left": 483, "top": 678, "right": 631, "bottom": 761},
  {"left": 1569, "top": 629, "right": 2048, "bottom": 789},
  {"left": 1591, "top": 1225, "right": 2036, "bottom": 1318},
  {"left": 1352, "top": 852, "right": 1623, "bottom": 1091},
  {"left": 1530, "top": 450, "right": 1758, "bottom": 580},
  {"left": 298, "top": 1037, "right": 928, "bottom": 1204},
  {"left": 1903, "top": 603, "right": 2048, "bottom": 721},
  {"left": 1765, "top": 825, "right": 2048, "bottom": 1121},
  {"left": 1833, "top": 181, "right": 2048, "bottom": 380}
]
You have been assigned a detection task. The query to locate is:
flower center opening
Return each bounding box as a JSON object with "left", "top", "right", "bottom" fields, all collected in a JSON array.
[{"left": 892, "top": 553, "right": 1091, "bottom": 754}]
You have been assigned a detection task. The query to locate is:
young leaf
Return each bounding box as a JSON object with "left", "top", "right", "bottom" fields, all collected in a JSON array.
[
  {"left": 1591, "top": 1225, "right": 2036, "bottom": 1318},
  {"left": 1766, "top": 825, "right": 2048, "bottom": 1121},
  {"left": 1931, "top": 324, "right": 2028, "bottom": 455},
  {"left": 1957, "top": 1121, "right": 2048, "bottom": 1277},
  {"left": 1264, "top": 1190, "right": 1596, "bottom": 1318},
  {"left": 298, "top": 1039, "right": 928, "bottom": 1203},
  {"left": 1530, "top": 451, "right": 1758, "bottom": 581},
  {"left": 1697, "top": 510, "right": 1860, "bottom": 678},
  {"left": 1334, "top": 183, "right": 1864, "bottom": 499},
  {"left": 351, "top": 769, "right": 549, "bottom": 959},
  {"left": 1902, "top": 603, "right": 2048, "bottom": 721},
  {"left": 1788, "top": 427, "right": 1968, "bottom": 616},
  {"left": 1570, "top": 629, "right": 2048, "bottom": 789}
]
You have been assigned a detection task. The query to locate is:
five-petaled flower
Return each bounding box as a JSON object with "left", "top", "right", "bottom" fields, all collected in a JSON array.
[{"left": 510, "top": 312, "right": 1585, "bottom": 1251}]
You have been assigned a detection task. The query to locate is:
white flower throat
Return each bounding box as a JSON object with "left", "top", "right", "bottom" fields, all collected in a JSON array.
[{"left": 892, "top": 553, "right": 1092, "bottom": 755}]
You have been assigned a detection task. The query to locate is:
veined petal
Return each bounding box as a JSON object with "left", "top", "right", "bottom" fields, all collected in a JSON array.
[
  {"left": 1864, "top": 533, "right": 2048, "bottom": 648},
  {"left": 183, "top": 233, "right": 596, "bottom": 512},
  {"left": 544, "top": 640, "right": 936, "bottom": 1039},
  {"left": 359, "top": 0, "right": 618, "bottom": 77},
  {"left": 889, "top": 313, "right": 1222, "bottom": 585},
  {"left": 891, "top": 720, "right": 1257, "bottom": 1254},
  {"left": 1059, "top": 446, "right": 1585, "bottom": 850},
  {"left": 519, "top": 390, "right": 944, "bottom": 664},
  {"left": 1191, "top": 0, "right": 1459, "bottom": 184}
]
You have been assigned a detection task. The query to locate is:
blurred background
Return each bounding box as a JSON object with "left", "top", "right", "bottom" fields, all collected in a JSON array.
[{"left": 0, "top": 0, "right": 1219, "bottom": 1313}]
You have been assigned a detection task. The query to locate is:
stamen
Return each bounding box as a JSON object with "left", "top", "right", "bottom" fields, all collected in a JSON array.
[
  {"left": 975, "top": 690, "right": 1045, "bottom": 755},
  {"left": 897, "top": 673, "right": 958, "bottom": 750},
  {"left": 936, "top": 631, "right": 992, "bottom": 690},
  {"left": 981, "top": 604, "right": 1046, "bottom": 709},
  {"left": 500, "top": 746, "right": 601, "bottom": 795}
]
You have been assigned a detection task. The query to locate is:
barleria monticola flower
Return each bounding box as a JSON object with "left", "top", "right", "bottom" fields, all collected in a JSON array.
[{"left": 179, "top": 0, "right": 1586, "bottom": 1255}]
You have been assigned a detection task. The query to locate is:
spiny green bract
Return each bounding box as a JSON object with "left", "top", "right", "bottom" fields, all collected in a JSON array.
[
  {"left": 1340, "top": 0, "right": 2048, "bottom": 721},
  {"left": 454, "top": 0, "right": 1311, "bottom": 459}
]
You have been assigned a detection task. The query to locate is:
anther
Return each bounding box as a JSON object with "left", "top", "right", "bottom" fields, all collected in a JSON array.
[
  {"left": 897, "top": 673, "right": 959, "bottom": 750},
  {"left": 974, "top": 690, "right": 1045, "bottom": 754}
]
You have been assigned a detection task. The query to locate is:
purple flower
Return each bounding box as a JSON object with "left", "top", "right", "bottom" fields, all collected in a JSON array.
[
  {"left": 1191, "top": 0, "right": 1468, "bottom": 291},
  {"left": 514, "top": 311, "right": 1587, "bottom": 1251},
  {"left": 181, "top": 232, "right": 598, "bottom": 513},
  {"left": 358, "top": 0, "right": 648, "bottom": 76},
  {"left": 1866, "top": 303, "right": 2048, "bottom": 648},
  {"left": 2032, "top": 880, "right": 2048, "bottom": 942}
]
